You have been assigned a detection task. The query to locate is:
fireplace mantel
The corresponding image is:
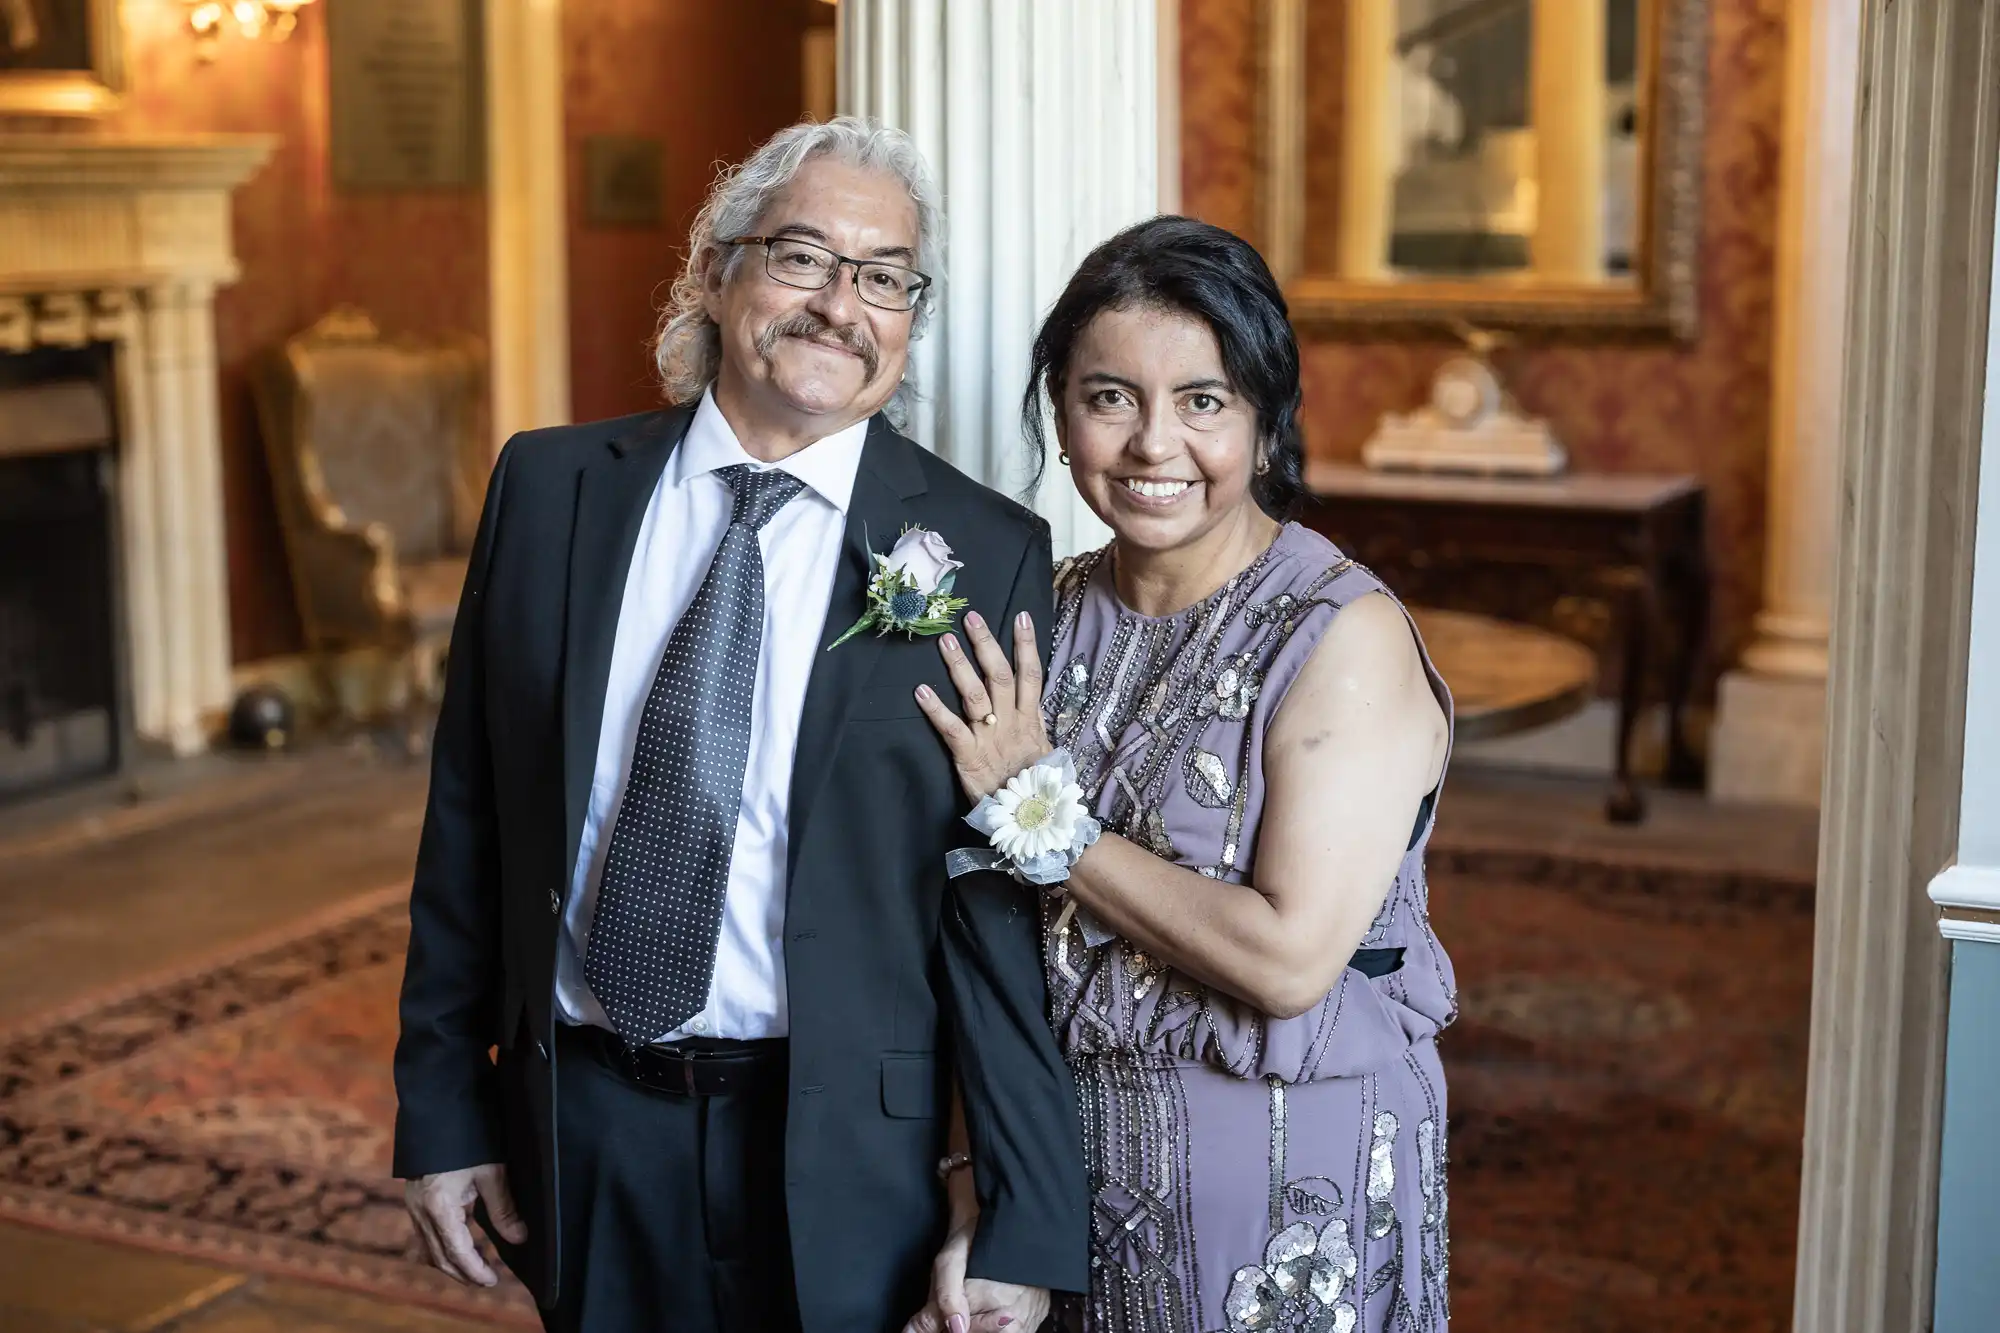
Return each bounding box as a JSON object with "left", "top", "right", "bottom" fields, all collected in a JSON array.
[{"left": 0, "top": 133, "right": 275, "bottom": 755}]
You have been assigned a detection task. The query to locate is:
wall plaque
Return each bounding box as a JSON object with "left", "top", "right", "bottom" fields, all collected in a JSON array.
[
  {"left": 329, "top": 0, "right": 482, "bottom": 189},
  {"left": 583, "top": 135, "right": 664, "bottom": 227}
]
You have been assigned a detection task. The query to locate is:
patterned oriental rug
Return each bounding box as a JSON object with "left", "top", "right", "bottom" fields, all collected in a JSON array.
[
  {"left": 0, "top": 887, "right": 538, "bottom": 1324},
  {"left": 0, "top": 859, "right": 1811, "bottom": 1331}
]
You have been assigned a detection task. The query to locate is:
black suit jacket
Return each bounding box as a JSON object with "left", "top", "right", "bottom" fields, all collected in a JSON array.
[{"left": 392, "top": 404, "right": 1090, "bottom": 1328}]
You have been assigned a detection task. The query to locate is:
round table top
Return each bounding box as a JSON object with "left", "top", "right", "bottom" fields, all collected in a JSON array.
[{"left": 1408, "top": 607, "right": 1597, "bottom": 743}]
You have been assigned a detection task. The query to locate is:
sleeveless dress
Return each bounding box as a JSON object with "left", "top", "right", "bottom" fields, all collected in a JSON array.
[{"left": 1043, "top": 523, "right": 1456, "bottom": 1333}]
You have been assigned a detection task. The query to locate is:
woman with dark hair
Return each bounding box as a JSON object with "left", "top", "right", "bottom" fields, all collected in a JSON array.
[{"left": 907, "top": 216, "right": 1456, "bottom": 1333}]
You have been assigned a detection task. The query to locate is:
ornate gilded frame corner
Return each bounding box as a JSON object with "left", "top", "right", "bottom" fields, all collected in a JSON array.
[
  {"left": 1255, "top": 0, "right": 1709, "bottom": 342},
  {"left": 0, "top": 0, "right": 128, "bottom": 117}
]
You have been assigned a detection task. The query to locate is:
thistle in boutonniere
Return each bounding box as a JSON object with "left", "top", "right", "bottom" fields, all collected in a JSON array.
[{"left": 829, "top": 525, "right": 970, "bottom": 648}]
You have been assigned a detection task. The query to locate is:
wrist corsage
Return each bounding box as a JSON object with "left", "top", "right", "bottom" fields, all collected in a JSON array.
[{"left": 944, "top": 749, "right": 1102, "bottom": 886}]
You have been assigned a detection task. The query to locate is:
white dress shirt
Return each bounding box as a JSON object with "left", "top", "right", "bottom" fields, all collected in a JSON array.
[{"left": 556, "top": 389, "right": 869, "bottom": 1042}]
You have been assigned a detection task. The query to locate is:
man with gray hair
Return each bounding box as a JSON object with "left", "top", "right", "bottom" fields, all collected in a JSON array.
[{"left": 393, "top": 117, "right": 1087, "bottom": 1332}]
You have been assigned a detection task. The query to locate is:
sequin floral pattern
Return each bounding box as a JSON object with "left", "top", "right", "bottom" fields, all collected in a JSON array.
[{"left": 1043, "top": 525, "right": 1456, "bottom": 1333}]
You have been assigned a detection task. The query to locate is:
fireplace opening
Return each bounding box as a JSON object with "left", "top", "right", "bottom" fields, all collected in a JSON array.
[{"left": 0, "top": 345, "right": 123, "bottom": 802}]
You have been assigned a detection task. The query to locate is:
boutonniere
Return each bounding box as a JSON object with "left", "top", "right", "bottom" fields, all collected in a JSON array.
[{"left": 829, "top": 525, "right": 971, "bottom": 649}]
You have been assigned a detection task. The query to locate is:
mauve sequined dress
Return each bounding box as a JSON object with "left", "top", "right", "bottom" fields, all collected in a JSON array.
[{"left": 1043, "top": 523, "right": 1455, "bottom": 1333}]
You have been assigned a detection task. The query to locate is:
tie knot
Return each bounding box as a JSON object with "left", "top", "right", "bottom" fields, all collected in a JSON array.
[{"left": 717, "top": 464, "right": 807, "bottom": 532}]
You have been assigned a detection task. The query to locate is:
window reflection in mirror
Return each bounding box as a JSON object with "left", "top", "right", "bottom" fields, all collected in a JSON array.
[{"left": 1317, "top": 0, "right": 1644, "bottom": 285}]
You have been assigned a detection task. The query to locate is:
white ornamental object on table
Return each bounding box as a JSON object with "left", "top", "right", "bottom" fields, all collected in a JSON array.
[{"left": 1362, "top": 330, "right": 1566, "bottom": 477}]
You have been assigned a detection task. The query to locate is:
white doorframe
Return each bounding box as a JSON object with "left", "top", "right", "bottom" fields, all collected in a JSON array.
[
  {"left": 1794, "top": 2, "right": 2000, "bottom": 1329},
  {"left": 484, "top": 0, "right": 571, "bottom": 452}
]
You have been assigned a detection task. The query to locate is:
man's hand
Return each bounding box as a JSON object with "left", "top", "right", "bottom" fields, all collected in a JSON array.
[
  {"left": 404, "top": 1162, "right": 526, "bottom": 1287},
  {"left": 903, "top": 1218, "right": 1052, "bottom": 1333}
]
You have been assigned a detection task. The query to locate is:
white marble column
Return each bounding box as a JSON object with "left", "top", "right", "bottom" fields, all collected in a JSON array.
[
  {"left": 1708, "top": 0, "right": 1859, "bottom": 806},
  {"left": 140, "top": 283, "right": 207, "bottom": 754},
  {"left": 839, "top": 0, "right": 1172, "bottom": 559}
]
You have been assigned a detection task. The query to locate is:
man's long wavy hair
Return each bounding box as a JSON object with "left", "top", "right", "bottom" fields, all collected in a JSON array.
[{"left": 652, "top": 117, "right": 943, "bottom": 429}]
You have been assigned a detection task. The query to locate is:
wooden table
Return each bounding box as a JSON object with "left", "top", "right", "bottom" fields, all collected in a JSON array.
[
  {"left": 1409, "top": 607, "right": 1597, "bottom": 743},
  {"left": 1305, "top": 463, "right": 1709, "bottom": 822}
]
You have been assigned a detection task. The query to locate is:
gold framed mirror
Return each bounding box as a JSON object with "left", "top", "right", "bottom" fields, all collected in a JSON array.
[{"left": 1256, "top": 0, "right": 1708, "bottom": 340}]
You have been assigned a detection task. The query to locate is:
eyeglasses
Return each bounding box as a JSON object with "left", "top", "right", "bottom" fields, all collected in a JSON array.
[{"left": 726, "top": 236, "right": 931, "bottom": 312}]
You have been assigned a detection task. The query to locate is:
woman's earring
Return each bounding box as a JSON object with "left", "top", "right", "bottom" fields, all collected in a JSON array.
[
  {"left": 1254, "top": 453, "right": 1271, "bottom": 476},
  {"left": 1058, "top": 448, "right": 1071, "bottom": 467}
]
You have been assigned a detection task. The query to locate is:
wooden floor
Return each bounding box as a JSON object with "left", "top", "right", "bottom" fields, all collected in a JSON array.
[
  {"left": 0, "top": 746, "right": 468, "bottom": 1333},
  {"left": 1436, "top": 760, "right": 1820, "bottom": 886},
  {"left": 0, "top": 744, "right": 1818, "bottom": 1332}
]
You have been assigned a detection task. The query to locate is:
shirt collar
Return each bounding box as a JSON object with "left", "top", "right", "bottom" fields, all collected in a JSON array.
[{"left": 672, "top": 387, "right": 870, "bottom": 516}]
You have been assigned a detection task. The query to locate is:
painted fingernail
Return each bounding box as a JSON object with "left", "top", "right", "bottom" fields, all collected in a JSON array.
[
  {"left": 966, "top": 612, "right": 985, "bottom": 631},
  {"left": 916, "top": 685, "right": 933, "bottom": 702},
  {"left": 1017, "top": 611, "right": 1031, "bottom": 630},
  {"left": 942, "top": 634, "right": 959, "bottom": 653},
  {"left": 998, "top": 1320, "right": 1014, "bottom": 1328},
  {"left": 949, "top": 1318, "right": 969, "bottom": 1333}
]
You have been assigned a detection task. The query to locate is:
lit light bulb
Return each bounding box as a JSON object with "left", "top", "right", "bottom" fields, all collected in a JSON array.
[{"left": 182, "top": 0, "right": 314, "bottom": 53}]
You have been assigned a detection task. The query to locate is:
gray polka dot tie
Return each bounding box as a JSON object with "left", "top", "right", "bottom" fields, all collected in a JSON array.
[{"left": 584, "top": 464, "right": 807, "bottom": 1044}]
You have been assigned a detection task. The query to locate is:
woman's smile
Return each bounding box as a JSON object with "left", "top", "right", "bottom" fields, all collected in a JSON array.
[{"left": 1115, "top": 476, "right": 1199, "bottom": 507}]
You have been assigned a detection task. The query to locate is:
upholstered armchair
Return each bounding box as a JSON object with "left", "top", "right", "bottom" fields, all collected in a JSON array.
[{"left": 252, "top": 308, "right": 486, "bottom": 738}]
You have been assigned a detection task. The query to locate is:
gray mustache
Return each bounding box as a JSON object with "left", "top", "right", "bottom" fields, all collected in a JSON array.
[{"left": 757, "top": 312, "right": 880, "bottom": 384}]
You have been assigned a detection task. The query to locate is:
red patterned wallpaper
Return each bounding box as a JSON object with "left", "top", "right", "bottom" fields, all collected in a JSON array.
[
  {"left": 1180, "top": 0, "right": 1786, "bottom": 681},
  {"left": 563, "top": 0, "right": 824, "bottom": 422},
  {"left": 77, "top": 2, "right": 490, "bottom": 663}
]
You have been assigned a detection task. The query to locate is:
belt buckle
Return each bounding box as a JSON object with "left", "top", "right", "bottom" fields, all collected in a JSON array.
[{"left": 644, "top": 1042, "right": 700, "bottom": 1098}]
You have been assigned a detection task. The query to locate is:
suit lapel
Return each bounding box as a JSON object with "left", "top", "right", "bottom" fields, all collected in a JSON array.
[
  {"left": 561, "top": 405, "right": 696, "bottom": 881},
  {"left": 786, "top": 416, "right": 930, "bottom": 884}
]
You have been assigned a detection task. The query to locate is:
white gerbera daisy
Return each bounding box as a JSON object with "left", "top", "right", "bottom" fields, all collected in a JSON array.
[{"left": 990, "top": 764, "right": 1087, "bottom": 863}]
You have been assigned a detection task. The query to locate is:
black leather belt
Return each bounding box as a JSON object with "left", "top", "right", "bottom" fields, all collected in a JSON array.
[
  {"left": 563, "top": 1023, "right": 787, "bottom": 1098},
  {"left": 1350, "top": 947, "right": 1406, "bottom": 979},
  {"left": 562, "top": 951, "right": 1402, "bottom": 1093}
]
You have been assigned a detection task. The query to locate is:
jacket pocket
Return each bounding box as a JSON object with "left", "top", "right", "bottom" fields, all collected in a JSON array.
[{"left": 880, "top": 1053, "right": 942, "bottom": 1118}]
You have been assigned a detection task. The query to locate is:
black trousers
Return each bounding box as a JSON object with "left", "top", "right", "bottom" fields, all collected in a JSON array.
[{"left": 516, "top": 1024, "right": 803, "bottom": 1333}]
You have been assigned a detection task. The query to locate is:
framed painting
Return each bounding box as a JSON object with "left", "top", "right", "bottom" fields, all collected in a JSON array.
[{"left": 0, "top": 0, "right": 125, "bottom": 116}]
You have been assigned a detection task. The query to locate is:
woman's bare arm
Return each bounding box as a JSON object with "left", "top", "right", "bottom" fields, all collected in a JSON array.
[{"left": 1060, "top": 592, "right": 1447, "bottom": 1017}]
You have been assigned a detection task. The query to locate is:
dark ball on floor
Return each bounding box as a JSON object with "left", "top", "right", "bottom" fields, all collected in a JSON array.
[{"left": 228, "top": 684, "right": 296, "bottom": 752}]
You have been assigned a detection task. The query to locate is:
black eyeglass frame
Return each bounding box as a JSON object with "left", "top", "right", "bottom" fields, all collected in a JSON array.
[{"left": 725, "top": 235, "right": 933, "bottom": 312}]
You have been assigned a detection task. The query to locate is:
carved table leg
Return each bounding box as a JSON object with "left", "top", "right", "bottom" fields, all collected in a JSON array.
[
  {"left": 1662, "top": 519, "right": 1710, "bottom": 789},
  {"left": 1607, "top": 573, "right": 1650, "bottom": 823}
]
